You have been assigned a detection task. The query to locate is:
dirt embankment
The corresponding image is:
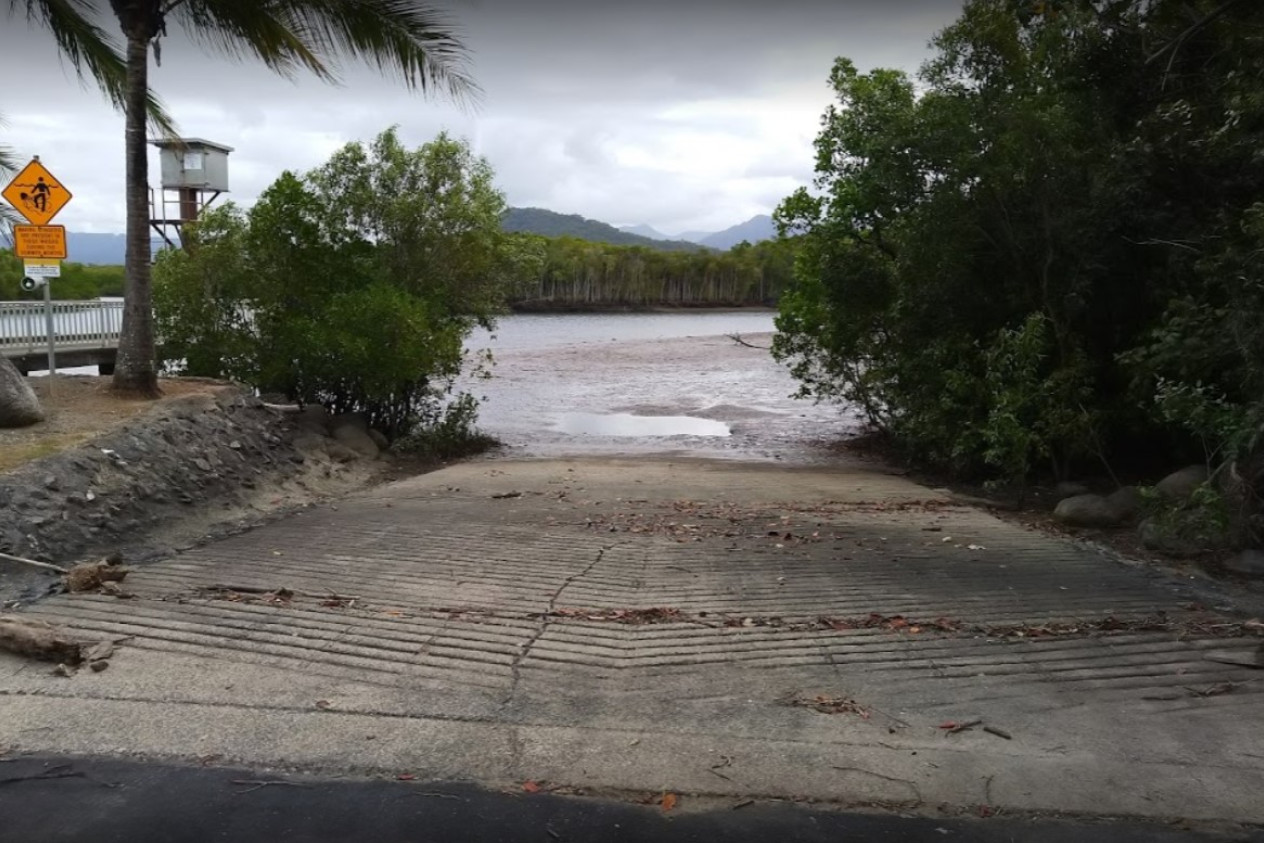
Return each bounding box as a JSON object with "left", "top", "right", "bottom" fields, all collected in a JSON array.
[{"left": 0, "top": 380, "right": 383, "bottom": 605}]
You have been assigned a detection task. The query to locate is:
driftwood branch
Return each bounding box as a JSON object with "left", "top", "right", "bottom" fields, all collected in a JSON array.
[
  {"left": 0, "top": 552, "right": 67, "bottom": 575},
  {"left": 725, "top": 333, "right": 770, "bottom": 350},
  {"left": 0, "top": 618, "right": 91, "bottom": 664},
  {"left": 0, "top": 618, "right": 125, "bottom": 671}
]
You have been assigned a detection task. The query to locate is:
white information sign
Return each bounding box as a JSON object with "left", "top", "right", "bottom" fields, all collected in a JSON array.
[{"left": 24, "top": 261, "right": 61, "bottom": 278}]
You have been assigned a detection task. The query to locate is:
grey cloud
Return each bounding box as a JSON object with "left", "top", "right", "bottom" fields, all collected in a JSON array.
[{"left": 2, "top": 1, "right": 962, "bottom": 235}]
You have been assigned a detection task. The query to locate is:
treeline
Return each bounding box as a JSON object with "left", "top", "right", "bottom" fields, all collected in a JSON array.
[
  {"left": 0, "top": 249, "right": 124, "bottom": 300},
  {"left": 504, "top": 235, "right": 794, "bottom": 309},
  {"left": 776, "top": 0, "right": 1264, "bottom": 547}
]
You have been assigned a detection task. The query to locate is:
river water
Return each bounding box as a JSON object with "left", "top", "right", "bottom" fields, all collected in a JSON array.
[
  {"left": 463, "top": 311, "right": 863, "bottom": 462},
  {"left": 23, "top": 309, "right": 863, "bottom": 460}
]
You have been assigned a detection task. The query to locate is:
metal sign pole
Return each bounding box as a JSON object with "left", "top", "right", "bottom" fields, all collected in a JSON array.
[{"left": 43, "top": 279, "right": 57, "bottom": 385}]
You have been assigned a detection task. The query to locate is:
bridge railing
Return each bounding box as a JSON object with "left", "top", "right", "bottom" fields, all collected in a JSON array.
[{"left": 0, "top": 300, "right": 124, "bottom": 356}]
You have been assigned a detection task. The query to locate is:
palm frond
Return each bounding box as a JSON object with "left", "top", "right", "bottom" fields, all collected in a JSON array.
[
  {"left": 8, "top": 0, "right": 178, "bottom": 135},
  {"left": 0, "top": 114, "right": 19, "bottom": 237},
  {"left": 168, "top": 0, "right": 478, "bottom": 105},
  {"left": 172, "top": 0, "right": 330, "bottom": 80}
]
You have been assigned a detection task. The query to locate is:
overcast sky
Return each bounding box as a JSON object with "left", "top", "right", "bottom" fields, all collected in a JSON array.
[{"left": 1, "top": 1, "right": 960, "bottom": 236}]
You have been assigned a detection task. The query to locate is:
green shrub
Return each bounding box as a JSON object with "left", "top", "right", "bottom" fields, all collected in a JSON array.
[{"left": 154, "top": 128, "right": 512, "bottom": 439}]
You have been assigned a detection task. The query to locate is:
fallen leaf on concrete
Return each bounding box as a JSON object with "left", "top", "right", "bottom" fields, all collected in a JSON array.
[
  {"left": 397, "top": 774, "right": 416, "bottom": 781},
  {"left": 708, "top": 755, "right": 734, "bottom": 781},
  {"left": 99, "top": 581, "right": 134, "bottom": 599},
  {"left": 790, "top": 695, "right": 870, "bottom": 718},
  {"left": 203, "top": 584, "right": 356, "bottom": 606},
  {"left": 549, "top": 607, "right": 685, "bottom": 625},
  {"left": 1184, "top": 682, "right": 1244, "bottom": 697},
  {"left": 522, "top": 780, "right": 542, "bottom": 793},
  {"left": 661, "top": 792, "right": 678, "bottom": 811},
  {"left": 82, "top": 640, "right": 116, "bottom": 671},
  {"left": 231, "top": 779, "right": 311, "bottom": 794}
]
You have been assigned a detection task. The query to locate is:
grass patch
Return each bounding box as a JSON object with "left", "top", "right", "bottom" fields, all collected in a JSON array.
[{"left": 0, "top": 433, "right": 92, "bottom": 473}]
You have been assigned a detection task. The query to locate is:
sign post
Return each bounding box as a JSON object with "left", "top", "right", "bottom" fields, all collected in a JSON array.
[
  {"left": 3, "top": 158, "right": 72, "bottom": 384},
  {"left": 42, "top": 278, "right": 55, "bottom": 378}
]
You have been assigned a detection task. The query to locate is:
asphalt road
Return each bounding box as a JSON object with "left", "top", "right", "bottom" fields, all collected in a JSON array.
[{"left": 1, "top": 754, "right": 1259, "bottom": 843}]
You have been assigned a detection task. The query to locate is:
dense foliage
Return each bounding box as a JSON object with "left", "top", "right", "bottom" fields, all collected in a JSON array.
[
  {"left": 505, "top": 235, "right": 794, "bottom": 308},
  {"left": 775, "top": 0, "right": 1264, "bottom": 542},
  {"left": 0, "top": 249, "right": 125, "bottom": 299},
  {"left": 154, "top": 129, "right": 510, "bottom": 437}
]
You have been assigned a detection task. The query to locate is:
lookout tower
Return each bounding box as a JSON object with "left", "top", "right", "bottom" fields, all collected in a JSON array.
[{"left": 149, "top": 137, "right": 233, "bottom": 250}]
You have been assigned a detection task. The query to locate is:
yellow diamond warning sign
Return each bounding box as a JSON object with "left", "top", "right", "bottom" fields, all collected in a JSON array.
[
  {"left": 13, "top": 225, "right": 67, "bottom": 260},
  {"left": 2, "top": 159, "right": 72, "bottom": 225}
]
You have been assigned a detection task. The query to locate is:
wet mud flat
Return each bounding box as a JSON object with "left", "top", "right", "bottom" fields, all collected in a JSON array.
[{"left": 465, "top": 330, "right": 862, "bottom": 462}]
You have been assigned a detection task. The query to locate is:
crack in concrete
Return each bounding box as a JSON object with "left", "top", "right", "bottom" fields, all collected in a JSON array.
[{"left": 500, "top": 544, "right": 615, "bottom": 709}]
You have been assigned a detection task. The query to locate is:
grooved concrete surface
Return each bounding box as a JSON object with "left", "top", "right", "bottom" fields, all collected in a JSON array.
[{"left": 2, "top": 457, "right": 1263, "bottom": 824}]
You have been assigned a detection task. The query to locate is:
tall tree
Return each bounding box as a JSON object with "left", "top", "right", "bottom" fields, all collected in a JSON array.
[
  {"left": 9, "top": 0, "right": 475, "bottom": 396},
  {"left": 1, "top": 114, "right": 19, "bottom": 230}
]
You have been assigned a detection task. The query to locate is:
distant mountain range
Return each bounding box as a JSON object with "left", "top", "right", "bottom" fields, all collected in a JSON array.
[
  {"left": 502, "top": 208, "right": 703, "bottom": 251},
  {"left": 620, "top": 214, "right": 777, "bottom": 250},
  {"left": 505, "top": 208, "right": 778, "bottom": 251},
  {"left": 33, "top": 209, "right": 778, "bottom": 265},
  {"left": 11, "top": 232, "right": 166, "bottom": 265}
]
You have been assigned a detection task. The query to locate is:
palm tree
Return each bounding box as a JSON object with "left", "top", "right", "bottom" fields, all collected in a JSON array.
[
  {"left": 9, "top": 1, "right": 475, "bottom": 396},
  {"left": 1, "top": 115, "right": 19, "bottom": 230},
  {"left": 1, "top": 114, "right": 20, "bottom": 233}
]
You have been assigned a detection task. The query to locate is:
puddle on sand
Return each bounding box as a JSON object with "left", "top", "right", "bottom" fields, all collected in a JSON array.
[{"left": 553, "top": 412, "right": 731, "bottom": 438}]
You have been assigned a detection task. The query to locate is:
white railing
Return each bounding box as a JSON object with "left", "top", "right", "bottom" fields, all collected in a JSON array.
[{"left": 0, "top": 300, "right": 124, "bottom": 357}]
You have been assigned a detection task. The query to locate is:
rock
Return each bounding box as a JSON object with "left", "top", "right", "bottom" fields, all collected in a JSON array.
[
  {"left": 330, "top": 412, "right": 370, "bottom": 434},
  {"left": 1155, "top": 465, "right": 1209, "bottom": 501},
  {"left": 0, "top": 356, "right": 44, "bottom": 428},
  {"left": 1139, "top": 518, "right": 1203, "bottom": 557},
  {"left": 1053, "top": 494, "right": 1125, "bottom": 528},
  {"left": 367, "top": 429, "right": 390, "bottom": 451},
  {"left": 0, "top": 383, "right": 312, "bottom": 567},
  {"left": 294, "top": 405, "right": 330, "bottom": 435},
  {"left": 1223, "top": 549, "right": 1264, "bottom": 578},
  {"left": 333, "top": 425, "right": 380, "bottom": 460},
  {"left": 1105, "top": 486, "right": 1144, "bottom": 522},
  {"left": 326, "top": 442, "right": 361, "bottom": 463},
  {"left": 1054, "top": 481, "right": 1090, "bottom": 500},
  {"left": 292, "top": 433, "right": 329, "bottom": 457}
]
